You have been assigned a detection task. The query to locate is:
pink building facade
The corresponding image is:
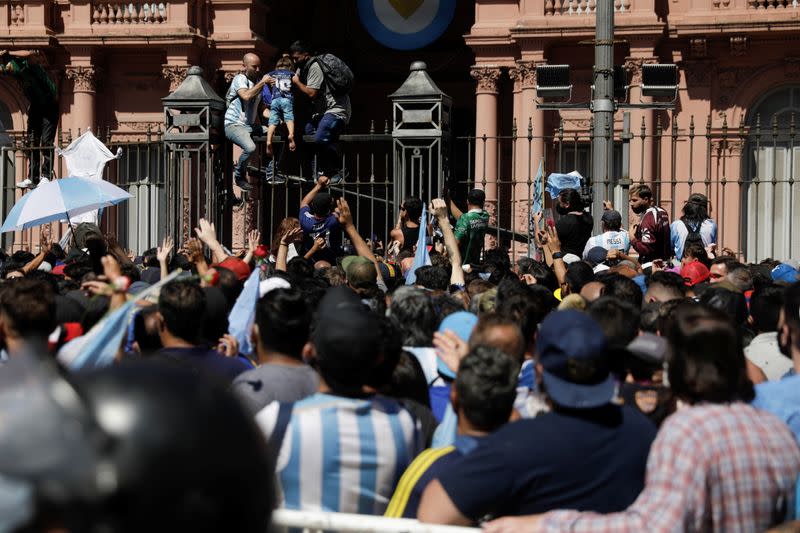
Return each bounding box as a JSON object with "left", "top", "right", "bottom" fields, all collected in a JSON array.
[
  {"left": 0, "top": 1, "right": 272, "bottom": 141},
  {"left": 466, "top": 0, "right": 800, "bottom": 261}
]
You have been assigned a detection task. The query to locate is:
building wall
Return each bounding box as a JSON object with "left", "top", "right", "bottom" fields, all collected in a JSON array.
[{"left": 467, "top": 0, "right": 800, "bottom": 261}]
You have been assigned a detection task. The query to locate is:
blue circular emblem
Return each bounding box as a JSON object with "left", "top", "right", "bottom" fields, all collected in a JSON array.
[{"left": 358, "top": 0, "right": 456, "bottom": 51}]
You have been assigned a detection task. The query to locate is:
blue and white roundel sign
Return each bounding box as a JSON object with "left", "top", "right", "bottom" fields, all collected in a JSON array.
[{"left": 358, "top": 0, "right": 456, "bottom": 51}]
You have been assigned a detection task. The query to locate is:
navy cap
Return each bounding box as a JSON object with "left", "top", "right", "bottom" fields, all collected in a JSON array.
[
  {"left": 586, "top": 246, "right": 609, "bottom": 266},
  {"left": 538, "top": 310, "right": 615, "bottom": 408}
]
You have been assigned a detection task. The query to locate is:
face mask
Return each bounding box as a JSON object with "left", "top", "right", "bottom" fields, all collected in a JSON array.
[{"left": 631, "top": 203, "right": 647, "bottom": 215}]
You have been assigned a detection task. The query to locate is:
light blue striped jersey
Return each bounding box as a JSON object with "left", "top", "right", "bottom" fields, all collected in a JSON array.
[
  {"left": 224, "top": 73, "right": 261, "bottom": 129},
  {"left": 255, "top": 393, "right": 423, "bottom": 515}
]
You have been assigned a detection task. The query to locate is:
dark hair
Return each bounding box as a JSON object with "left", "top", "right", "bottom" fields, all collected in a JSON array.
[
  {"left": 133, "top": 307, "right": 163, "bottom": 355},
  {"left": 142, "top": 247, "right": 159, "bottom": 268},
  {"left": 287, "top": 256, "right": 314, "bottom": 282},
  {"left": 11, "top": 250, "right": 34, "bottom": 264},
  {"left": 469, "top": 313, "right": 526, "bottom": 361},
  {"left": 414, "top": 265, "right": 449, "bottom": 291},
  {"left": 255, "top": 288, "right": 311, "bottom": 360},
  {"left": 120, "top": 263, "right": 142, "bottom": 283},
  {"left": 467, "top": 188, "right": 486, "bottom": 207},
  {"left": 646, "top": 271, "right": 687, "bottom": 300},
  {"left": 728, "top": 263, "right": 753, "bottom": 292},
  {"left": 565, "top": 262, "right": 594, "bottom": 295},
  {"left": 665, "top": 304, "right": 754, "bottom": 404},
  {"left": 380, "top": 351, "right": 431, "bottom": 408},
  {"left": 588, "top": 297, "right": 640, "bottom": 347},
  {"left": 749, "top": 263, "right": 774, "bottom": 292},
  {"left": 681, "top": 198, "right": 708, "bottom": 227},
  {"left": 0, "top": 278, "right": 56, "bottom": 339},
  {"left": 289, "top": 40, "right": 313, "bottom": 55},
  {"left": 214, "top": 267, "right": 243, "bottom": 307},
  {"left": 683, "top": 242, "right": 710, "bottom": 268},
  {"left": 389, "top": 287, "right": 437, "bottom": 346},
  {"left": 496, "top": 283, "right": 557, "bottom": 347},
  {"left": 455, "top": 346, "right": 520, "bottom": 432},
  {"left": 557, "top": 188, "right": 584, "bottom": 210},
  {"left": 699, "top": 287, "right": 748, "bottom": 326},
  {"left": 365, "top": 315, "right": 403, "bottom": 390},
  {"left": 601, "top": 273, "right": 644, "bottom": 309},
  {"left": 158, "top": 280, "right": 205, "bottom": 344},
  {"left": 429, "top": 251, "right": 451, "bottom": 271},
  {"left": 640, "top": 302, "right": 661, "bottom": 333},
  {"left": 402, "top": 197, "right": 423, "bottom": 221},
  {"left": 528, "top": 261, "right": 558, "bottom": 292},
  {"left": 309, "top": 193, "right": 333, "bottom": 217},
  {"left": 750, "top": 284, "right": 784, "bottom": 333}
]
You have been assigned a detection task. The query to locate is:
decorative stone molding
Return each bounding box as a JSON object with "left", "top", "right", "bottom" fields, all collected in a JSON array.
[
  {"left": 65, "top": 66, "right": 99, "bottom": 93},
  {"left": 730, "top": 36, "right": 748, "bottom": 57},
  {"left": 624, "top": 57, "right": 658, "bottom": 86},
  {"left": 118, "top": 121, "right": 162, "bottom": 132},
  {"left": 682, "top": 60, "right": 713, "bottom": 88},
  {"left": 717, "top": 68, "right": 740, "bottom": 90},
  {"left": 162, "top": 65, "right": 189, "bottom": 92},
  {"left": 514, "top": 61, "right": 542, "bottom": 90},
  {"left": 470, "top": 66, "right": 502, "bottom": 94},
  {"left": 711, "top": 139, "right": 744, "bottom": 155},
  {"left": 690, "top": 38, "right": 708, "bottom": 58},
  {"left": 786, "top": 57, "right": 800, "bottom": 78}
]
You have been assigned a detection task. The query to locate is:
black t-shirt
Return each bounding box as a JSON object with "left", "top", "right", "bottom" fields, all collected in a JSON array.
[
  {"left": 401, "top": 223, "right": 420, "bottom": 252},
  {"left": 556, "top": 212, "right": 593, "bottom": 257},
  {"left": 437, "top": 404, "right": 656, "bottom": 520}
]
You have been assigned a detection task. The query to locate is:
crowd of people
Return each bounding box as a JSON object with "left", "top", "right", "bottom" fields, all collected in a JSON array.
[
  {"left": 2, "top": 45, "right": 800, "bottom": 533},
  {"left": 1, "top": 169, "right": 800, "bottom": 532}
]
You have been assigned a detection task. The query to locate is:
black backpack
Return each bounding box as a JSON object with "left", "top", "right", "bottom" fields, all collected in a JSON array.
[
  {"left": 311, "top": 53, "right": 354, "bottom": 97},
  {"left": 683, "top": 220, "right": 704, "bottom": 250}
]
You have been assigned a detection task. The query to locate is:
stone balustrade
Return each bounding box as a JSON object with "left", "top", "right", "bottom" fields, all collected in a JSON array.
[
  {"left": 544, "top": 0, "right": 632, "bottom": 15},
  {"left": 92, "top": 2, "right": 168, "bottom": 24},
  {"left": 712, "top": 0, "right": 798, "bottom": 6}
]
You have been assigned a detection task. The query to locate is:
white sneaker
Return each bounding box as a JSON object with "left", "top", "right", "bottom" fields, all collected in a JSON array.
[
  {"left": 16, "top": 178, "right": 33, "bottom": 189},
  {"left": 37, "top": 177, "right": 50, "bottom": 187}
]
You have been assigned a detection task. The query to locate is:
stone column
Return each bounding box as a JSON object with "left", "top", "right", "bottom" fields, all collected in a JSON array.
[
  {"left": 65, "top": 65, "right": 99, "bottom": 134},
  {"left": 515, "top": 61, "right": 547, "bottom": 229},
  {"left": 470, "top": 66, "right": 501, "bottom": 241},
  {"left": 625, "top": 55, "right": 658, "bottom": 191}
]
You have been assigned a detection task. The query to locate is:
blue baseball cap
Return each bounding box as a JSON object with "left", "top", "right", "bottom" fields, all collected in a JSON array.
[
  {"left": 538, "top": 310, "right": 615, "bottom": 408},
  {"left": 771, "top": 263, "right": 799, "bottom": 284},
  {"left": 436, "top": 311, "right": 478, "bottom": 379}
]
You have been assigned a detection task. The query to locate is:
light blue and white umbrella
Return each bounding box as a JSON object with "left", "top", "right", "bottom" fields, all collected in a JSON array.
[{"left": 0, "top": 177, "right": 131, "bottom": 233}]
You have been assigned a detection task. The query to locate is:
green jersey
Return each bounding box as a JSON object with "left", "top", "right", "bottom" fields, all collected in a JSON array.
[
  {"left": 5, "top": 58, "right": 57, "bottom": 106},
  {"left": 454, "top": 209, "right": 489, "bottom": 265}
]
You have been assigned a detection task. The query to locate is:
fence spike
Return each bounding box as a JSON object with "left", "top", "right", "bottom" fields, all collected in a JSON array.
[
  {"left": 527, "top": 116, "right": 533, "bottom": 140},
  {"left": 384, "top": 120, "right": 389, "bottom": 135},
  {"left": 512, "top": 117, "right": 517, "bottom": 139},
  {"left": 689, "top": 115, "right": 695, "bottom": 138},
  {"left": 791, "top": 113, "right": 796, "bottom": 138},
  {"left": 369, "top": 120, "right": 375, "bottom": 135}
]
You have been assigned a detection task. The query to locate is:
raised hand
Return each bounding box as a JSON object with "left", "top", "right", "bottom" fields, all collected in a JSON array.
[{"left": 157, "top": 235, "right": 174, "bottom": 264}]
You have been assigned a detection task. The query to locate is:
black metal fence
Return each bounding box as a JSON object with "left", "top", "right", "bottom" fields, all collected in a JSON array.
[{"left": 0, "top": 112, "right": 798, "bottom": 263}]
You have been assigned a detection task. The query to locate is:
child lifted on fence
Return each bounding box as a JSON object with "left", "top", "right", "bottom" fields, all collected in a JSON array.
[{"left": 262, "top": 54, "right": 296, "bottom": 157}]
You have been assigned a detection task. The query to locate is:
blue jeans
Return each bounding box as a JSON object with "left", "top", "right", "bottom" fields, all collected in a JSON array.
[
  {"left": 225, "top": 124, "right": 266, "bottom": 179},
  {"left": 305, "top": 113, "right": 345, "bottom": 177}
]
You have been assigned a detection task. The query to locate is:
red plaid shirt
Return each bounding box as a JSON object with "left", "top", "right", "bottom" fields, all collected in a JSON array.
[{"left": 541, "top": 403, "right": 800, "bottom": 532}]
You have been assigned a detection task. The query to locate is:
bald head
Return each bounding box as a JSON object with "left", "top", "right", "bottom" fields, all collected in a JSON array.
[{"left": 242, "top": 53, "right": 262, "bottom": 80}]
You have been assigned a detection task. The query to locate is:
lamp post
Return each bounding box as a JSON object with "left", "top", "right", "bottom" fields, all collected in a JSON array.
[{"left": 592, "top": 0, "right": 616, "bottom": 232}]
